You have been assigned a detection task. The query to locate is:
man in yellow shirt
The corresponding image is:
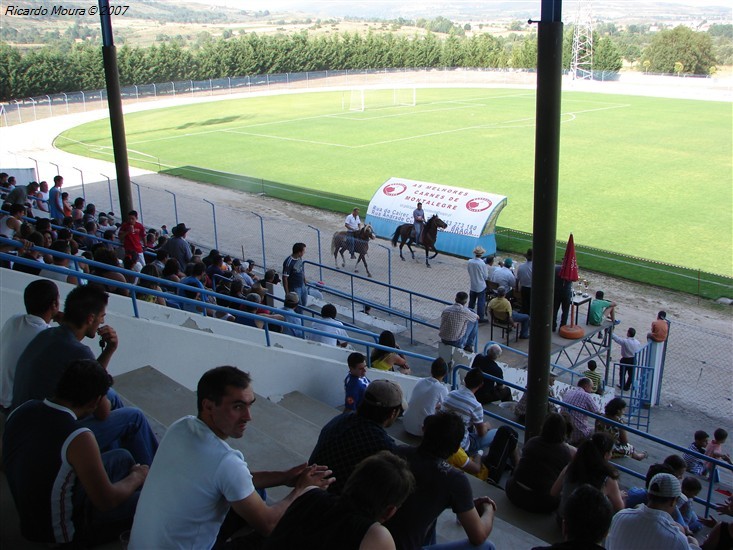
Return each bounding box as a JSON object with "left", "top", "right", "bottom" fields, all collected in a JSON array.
[{"left": 487, "top": 288, "right": 529, "bottom": 339}]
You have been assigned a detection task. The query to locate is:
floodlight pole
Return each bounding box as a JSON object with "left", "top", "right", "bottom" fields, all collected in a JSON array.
[
  {"left": 525, "top": 0, "right": 564, "bottom": 441},
  {"left": 98, "top": 0, "right": 133, "bottom": 216}
]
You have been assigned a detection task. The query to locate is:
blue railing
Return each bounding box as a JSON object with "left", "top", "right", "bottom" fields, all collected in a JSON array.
[
  {"left": 304, "top": 260, "right": 451, "bottom": 344},
  {"left": 451, "top": 362, "right": 732, "bottom": 518},
  {"left": 0, "top": 239, "right": 437, "bottom": 368}
]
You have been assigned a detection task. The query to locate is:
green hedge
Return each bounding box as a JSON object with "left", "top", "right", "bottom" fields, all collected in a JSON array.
[{"left": 495, "top": 228, "right": 732, "bottom": 301}]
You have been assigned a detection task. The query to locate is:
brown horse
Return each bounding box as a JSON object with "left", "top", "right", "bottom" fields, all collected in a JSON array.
[
  {"left": 391, "top": 214, "right": 447, "bottom": 267},
  {"left": 331, "top": 224, "right": 376, "bottom": 277}
]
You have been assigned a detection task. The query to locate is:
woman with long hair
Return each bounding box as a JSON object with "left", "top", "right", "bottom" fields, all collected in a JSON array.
[
  {"left": 90, "top": 247, "right": 129, "bottom": 297},
  {"left": 137, "top": 264, "right": 166, "bottom": 305},
  {"left": 551, "top": 431, "right": 624, "bottom": 522},
  {"left": 161, "top": 258, "right": 182, "bottom": 284},
  {"left": 506, "top": 412, "right": 575, "bottom": 514},
  {"left": 595, "top": 397, "right": 648, "bottom": 460},
  {"left": 370, "top": 330, "right": 410, "bottom": 375}
]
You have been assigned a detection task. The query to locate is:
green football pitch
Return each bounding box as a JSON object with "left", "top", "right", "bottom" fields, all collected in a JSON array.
[{"left": 56, "top": 87, "right": 732, "bottom": 276}]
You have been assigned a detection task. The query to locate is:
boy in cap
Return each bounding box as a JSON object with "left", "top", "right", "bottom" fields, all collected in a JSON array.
[{"left": 309, "top": 379, "right": 405, "bottom": 494}]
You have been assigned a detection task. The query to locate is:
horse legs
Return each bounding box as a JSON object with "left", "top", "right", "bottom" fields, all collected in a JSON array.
[
  {"left": 425, "top": 248, "right": 431, "bottom": 267},
  {"left": 398, "top": 243, "right": 406, "bottom": 261},
  {"left": 359, "top": 254, "right": 372, "bottom": 278},
  {"left": 405, "top": 241, "right": 415, "bottom": 260},
  {"left": 335, "top": 249, "right": 346, "bottom": 269}
]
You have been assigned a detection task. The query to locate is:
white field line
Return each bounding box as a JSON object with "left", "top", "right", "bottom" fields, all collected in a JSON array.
[
  {"left": 71, "top": 94, "right": 629, "bottom": 153},
  {"left": 225, "top": 102, "right": 630, "bottom": 150},
  {"left": 222, "top": 129, "right": 353, "bottom": 148},
  {"left": 124, "top": 92, "right": 534, "bottom": 146},
  {"left": 53, "top": 135, "right": 177, "bottom": 166}
]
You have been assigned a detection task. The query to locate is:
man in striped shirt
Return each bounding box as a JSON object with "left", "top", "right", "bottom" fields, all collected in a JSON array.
[{"left": 442, "top": 368, "right": 497, "bottom": 455}]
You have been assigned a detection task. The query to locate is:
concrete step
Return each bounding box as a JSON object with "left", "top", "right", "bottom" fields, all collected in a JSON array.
[
  {"left": 114, "top": 367, "right": 317, "bottom": 472},
  {"left": 110, "top": 368, "right": 553, "bottom": 547},
  {"left": 276, "top": 390, "right": 550, "bottom": 546}
]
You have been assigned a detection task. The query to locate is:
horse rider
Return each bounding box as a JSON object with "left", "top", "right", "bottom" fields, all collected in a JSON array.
[
  {"left": 344, "top": 207, "right": 362, "bottom": 259},
  {"left": 413, "top": 202, "right": 425, "bottom": 245}
]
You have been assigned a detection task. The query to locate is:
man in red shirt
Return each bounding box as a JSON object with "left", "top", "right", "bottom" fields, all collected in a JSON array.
[{"left": 119, "top": 210, "right": 146, "bottom": 266}]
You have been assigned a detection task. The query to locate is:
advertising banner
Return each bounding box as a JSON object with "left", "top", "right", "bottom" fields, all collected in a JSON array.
[{"left": 366, "top": 177, "right": 507, "bottom": 257}]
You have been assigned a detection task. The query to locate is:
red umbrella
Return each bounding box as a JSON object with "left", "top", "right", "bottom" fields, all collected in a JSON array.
[{"left": 559, "top": 233, "right": 579, "bottom": 282}]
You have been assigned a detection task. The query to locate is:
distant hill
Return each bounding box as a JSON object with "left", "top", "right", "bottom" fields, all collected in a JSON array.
[{"left": 193, "top": 0, "right": 731, "bottom": 22}]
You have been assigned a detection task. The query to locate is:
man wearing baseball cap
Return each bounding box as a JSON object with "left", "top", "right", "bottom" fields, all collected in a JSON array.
[
  {"left": 607, "top": 473, "right": 701, "bottom": 550},
  {"left": 309, "top": 379, "right": 406, "bottom": 495}
]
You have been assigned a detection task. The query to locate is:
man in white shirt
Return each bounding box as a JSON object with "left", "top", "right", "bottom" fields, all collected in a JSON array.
[
  {"left": 467, "top": 246, "right": 489, "bottom": 323},
  {"left": 0, "top": 279, "right": 59, "bottom": 410},
  {"left": 307, "top": 303, "right": 349, "bottom": 347},
  {"left": 403, "top": 358, "right": 449, "bottom": 436},
  {"left": 412, "top": 202, "right": 425, "bottom": 244},
  {"left": 607, "top": 473, "right": 701, "bottom": 550},
  {"left": 129, "top": 366, "right": 333, "bottom": 549},
  {"left": 344, "top": 207, "right": 362, "bottom": 259},
  {"left": 490, "top": 258, "right": 516, "bottom": 297},
  {"left": 612, "top": 327, "right": 643, "bottom": 391}
]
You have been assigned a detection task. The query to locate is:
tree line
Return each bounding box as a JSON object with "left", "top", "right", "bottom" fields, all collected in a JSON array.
[{"left": 0, "top": 24, "right": 723, "bottom": 102}]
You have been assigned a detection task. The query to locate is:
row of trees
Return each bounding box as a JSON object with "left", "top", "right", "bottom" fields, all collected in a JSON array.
[{"left": 0, "top": 25, "right": 720, "bottom": 101}]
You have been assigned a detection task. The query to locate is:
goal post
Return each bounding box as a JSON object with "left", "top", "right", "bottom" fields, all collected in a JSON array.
[
  {"left": 393, "top": 87, "right": 416, "bottom": 107},
  {"left": 348, "top": 88, "right": 365, "bottom": 112},
  {"left": 342, "top": 87, "right": 416, "bottom": 111}
]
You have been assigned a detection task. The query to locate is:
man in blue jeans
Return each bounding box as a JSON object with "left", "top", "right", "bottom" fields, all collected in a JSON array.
[
  {"left": 442, "top": 368, "right": 498, "bottom": 455},
  {"left": 439, "top": 291, "right": 479, "bottom": 353},
  {"left": 282, "top": 242, "right": 309, "bottom": 307},
  {"left": 3, "top": 359, "right": 148, "bottom": 546}
]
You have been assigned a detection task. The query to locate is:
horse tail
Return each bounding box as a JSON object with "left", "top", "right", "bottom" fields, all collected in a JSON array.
[{"left": 391, "top": 226, "right": 400, "bottom": 247}]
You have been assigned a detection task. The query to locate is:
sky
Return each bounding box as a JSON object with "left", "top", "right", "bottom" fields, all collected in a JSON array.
[{"left": 207, "top": 0, "right": 733, "bottom": 10}]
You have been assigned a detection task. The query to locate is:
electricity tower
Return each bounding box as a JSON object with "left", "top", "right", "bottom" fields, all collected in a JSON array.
[{"left": 571, "top": 0, "right": 594, "bottom": 79}]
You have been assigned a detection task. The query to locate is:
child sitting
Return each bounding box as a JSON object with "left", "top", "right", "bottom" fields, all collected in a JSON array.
[
  {"left": 706, "top": 428, "right": 732, "bottom": 464},
  {"left": 625, "top": 455, "right": 686, "bottom": 509},
  {"left": 582, "top": 360, "right": 604, "bottom": 395},
  {"left": 344, "top": 352, "right": 370, "bottom": 412},
  {"left": 678, "top": 477, "right": 717, "bottom": 533},
  {"left": 684, "top": 430, "right": 711, "bottom": 476}
]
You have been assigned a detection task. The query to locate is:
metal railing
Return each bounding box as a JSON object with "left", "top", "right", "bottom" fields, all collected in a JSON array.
[
  {"left": 303, "top": 259, "right": 450, "bottom": 344},
  {"left": 0, "top": 238, "right": 440, "bottom": 369},
  {"left": 451, "top": 363, "right": 733, "bottom": 518}
]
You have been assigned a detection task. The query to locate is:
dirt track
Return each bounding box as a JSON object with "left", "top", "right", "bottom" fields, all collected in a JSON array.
[{"left": 1, "top": 69, "right": 730, "bottom": 424}]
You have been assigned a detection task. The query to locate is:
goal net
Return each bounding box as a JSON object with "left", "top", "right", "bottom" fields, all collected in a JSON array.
[{"left": 343, "top": 88, "right": 417, "bottom": 112}]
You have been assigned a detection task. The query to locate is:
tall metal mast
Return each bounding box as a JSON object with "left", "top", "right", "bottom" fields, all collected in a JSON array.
[{"left": 571, "top": 0, "right": 594, "bottom": 79}]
